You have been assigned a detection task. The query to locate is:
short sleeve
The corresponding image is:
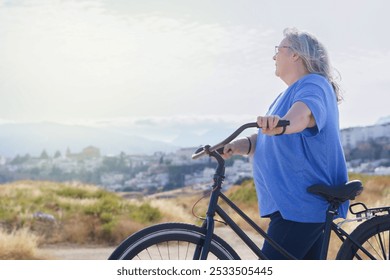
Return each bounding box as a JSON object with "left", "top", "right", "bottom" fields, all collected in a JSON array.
[{"left": 293, "top": 83, "right": 328, "bottom": 133}]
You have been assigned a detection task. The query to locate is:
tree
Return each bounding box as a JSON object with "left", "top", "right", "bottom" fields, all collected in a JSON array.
[
  {"left": 10, "top": 154, "right": 31, "bottom": 164},
  {"left": 54, "top": 150, "right": 62, "bottom": 158},
  {"left": 40, "top": 150, "right": 49, "bottom": 159}
]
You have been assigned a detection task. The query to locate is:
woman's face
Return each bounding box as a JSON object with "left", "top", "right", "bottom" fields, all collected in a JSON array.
[{"left": 273, "top": 38, "right": 293, "bottom": 79}]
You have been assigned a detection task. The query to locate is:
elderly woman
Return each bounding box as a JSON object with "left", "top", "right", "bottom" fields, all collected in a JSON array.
[{"left": 223, "top": 27, "right": 348, "bottom": 259}]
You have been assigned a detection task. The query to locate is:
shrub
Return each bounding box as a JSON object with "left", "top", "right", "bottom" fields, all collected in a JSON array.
[
  {"left": 129, "top": 203, "right": 162, "bottom": 224},
  {"left": 0, "top": 228, "right": 44, "bottom": 260},
  {"left": 227, "top": 179, "right": 258, "bottom": 206},
  {"left": 0, "top": 181, "right": 162, "bottom": 246}
]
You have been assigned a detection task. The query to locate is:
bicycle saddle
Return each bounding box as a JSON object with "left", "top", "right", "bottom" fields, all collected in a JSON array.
[{"left": 307, "top": 180, "right": 363, "bottom": 203}]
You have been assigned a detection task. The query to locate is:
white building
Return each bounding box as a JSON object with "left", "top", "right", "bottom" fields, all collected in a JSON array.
[
  {"left": 0, "top": 156, "right": 6, "bottom": 165},
  {"left": 340, "top": 122, "right": 390, "bottom": 148},
  {"left": 167, "top": 147, "right": 210, "bottom": 165}
]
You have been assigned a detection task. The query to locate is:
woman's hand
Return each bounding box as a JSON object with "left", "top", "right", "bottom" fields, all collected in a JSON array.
[
  {"left": 257, "top": 115, "right": 285, "bottom": 136},
  {"left": 257, "top": 102, "right": 315, "bottom": 136},
  {"left": 222, "top": 137, "right": 251, "bottom": 159}
]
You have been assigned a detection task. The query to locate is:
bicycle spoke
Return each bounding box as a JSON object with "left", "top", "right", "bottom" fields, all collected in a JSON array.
[
  {"left": 108, "top": 223, "right": 239, "bottom": 260},
  {"left": 374, "top": 230, "right": 389, "bottom": 260},
  {"left": 146, "top": 247, "right": 153, "bottom": 259},
  {"left": 377, "top": 232, "right": 386, "bottom": 260},
  {"left": 357, "top": 230, "right": 390, "bottom": 260},
  {"left": 167, "top": 242, "right": 171, "bottom": 259},
  {"left": 185, "top": 242, "right": 190, "bottom": 260},
  {"left": 177, "top": 241, "right": 180, "bottom": 259},
  {"left": 362, "top": 239, "right": 381, "bottom": 260},
  {"left": 133, "top": 241, "right": 214, "bottom": 260},
  {"left": 156, "top": 243, "right": 163, "bottom": 259}
]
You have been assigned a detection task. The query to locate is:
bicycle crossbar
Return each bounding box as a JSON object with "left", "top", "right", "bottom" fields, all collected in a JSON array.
[
  {"left": 215, "top": 205, "right": 267, "bottom": 260},
  {"left": 218, "top": 192, "right": 296, "bottom": 260}
]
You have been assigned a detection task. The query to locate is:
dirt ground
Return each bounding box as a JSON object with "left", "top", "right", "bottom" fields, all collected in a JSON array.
[
  {"left": 40, "top": 227, "right": 262, "bottom": 260},
  {"left": 40, "top": 245, "right": 116, "bottom": 260}
]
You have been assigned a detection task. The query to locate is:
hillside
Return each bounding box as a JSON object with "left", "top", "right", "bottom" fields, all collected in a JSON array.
[{"left": 0, "top": 181, "right": 162, "bottom": 259}]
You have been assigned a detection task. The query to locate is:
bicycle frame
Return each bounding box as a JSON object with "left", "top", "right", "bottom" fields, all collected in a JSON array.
[
  {"left": 195, "top": 149, "right": 296, "bottom": 260},
  {"left": 194, "top": 149, "right": 382, "bottom": 260},
  {"left": 189, "top": 121, "right": 389, "bottom": 260}
]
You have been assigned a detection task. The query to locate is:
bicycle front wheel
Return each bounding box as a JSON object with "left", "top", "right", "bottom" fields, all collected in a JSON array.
[
  {"left": 336, "top": 215, "right": 390, "bottom": 260},
  {"left": 108, "top": 223, "right": 240, "bottom": 260}
]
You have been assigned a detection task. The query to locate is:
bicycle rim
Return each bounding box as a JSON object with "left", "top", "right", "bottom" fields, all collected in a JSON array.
[
  {"left": 336, "top": 215, "right": 390, "bottom": 260},
  {"left": 108, "top": 223, "right": 240, "bottom": 260}
]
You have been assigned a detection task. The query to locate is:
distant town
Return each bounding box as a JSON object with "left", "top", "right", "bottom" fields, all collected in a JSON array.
[
  {"left": 0, "top": 121, "right": 388, "bottom": 193},
  {"left": 0, "top": 145, "right": 252, "bottom": 193}
]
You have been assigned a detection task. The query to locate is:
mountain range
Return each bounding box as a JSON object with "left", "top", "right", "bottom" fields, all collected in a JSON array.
[
  {"left": 0, "top": 115, "right": 387, "bottom": 158},
  {"left": 0, "top": 122, "right": 177, "bottom": 158},
  {"left": 0, "top": 119, "right": 252, "bottom": 158}
]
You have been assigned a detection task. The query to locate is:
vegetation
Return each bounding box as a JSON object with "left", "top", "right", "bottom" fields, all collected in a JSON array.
[
  {"left": 0, "top": 228, "right": 45, "bottom": 260},
  {"left": 0, "top": 180, "right": 162, "bottom": 259},
  {"left": 0, "top": 174, "right": 388, "bottom": 259},
  {"left": 226, "top": 179, "right": 258, "bottom": 206}
]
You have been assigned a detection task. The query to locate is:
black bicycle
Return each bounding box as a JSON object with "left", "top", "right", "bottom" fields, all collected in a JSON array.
[{"left": 109, "top": 121, "right": 390, "bottom": 260}]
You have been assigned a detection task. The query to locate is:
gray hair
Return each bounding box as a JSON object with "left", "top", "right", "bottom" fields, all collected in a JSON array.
[{"left": 283, "top": 27, "right": 343, "bottom": 102}]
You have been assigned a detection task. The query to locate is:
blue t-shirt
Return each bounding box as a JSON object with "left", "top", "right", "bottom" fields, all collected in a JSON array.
[{"left": 253, "top": 74, "right": 348, "bottom": 223}]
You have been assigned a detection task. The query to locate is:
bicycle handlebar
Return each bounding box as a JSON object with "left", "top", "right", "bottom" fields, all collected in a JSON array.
[{"left": 192, "top": 120, "right": 290, "bottom": 159}]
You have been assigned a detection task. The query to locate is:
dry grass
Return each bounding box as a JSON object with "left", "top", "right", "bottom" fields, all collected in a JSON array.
[
  {"left": 0, "top": 180, "right": 163, "bottom": 259},
  {"left": 0, "top": 228, "right": 48, "bottom": 260},
  {"left": 0, "top": 175, "right": 388, "bottom": 260}
]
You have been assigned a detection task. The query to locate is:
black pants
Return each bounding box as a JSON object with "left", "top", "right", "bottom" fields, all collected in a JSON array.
[{"left": 262, "top": 212, "right": 325, "bottom": 260}]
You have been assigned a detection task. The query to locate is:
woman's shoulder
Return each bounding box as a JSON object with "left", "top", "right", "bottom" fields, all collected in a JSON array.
[
  {"left": 297, "top": 74, "right": 332, "bottom": 92},
  {"left": 301, "top": 73, "right": 328, "bottom": 84}
]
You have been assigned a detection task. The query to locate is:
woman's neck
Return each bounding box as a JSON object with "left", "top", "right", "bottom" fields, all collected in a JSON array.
[{"left": 284, "top": 64, "right": 309, "bottom": 86}]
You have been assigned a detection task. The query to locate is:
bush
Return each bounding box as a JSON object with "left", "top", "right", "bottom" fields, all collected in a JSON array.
[
  {"left": 129, "top": 203, "right": 162, "bottom": 224},
  {"left": 0, "top": 181, "right": 162, "bottom": 245},
  {"left": 227, "top": 179, "right": 258, "bottom": 206},
  {"left": 0, "top": 228, "right": 44, "bottom": 260}
]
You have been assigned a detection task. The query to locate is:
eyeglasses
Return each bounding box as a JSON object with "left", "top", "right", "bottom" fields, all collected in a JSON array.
[{"left": 275, "top": 45, "right": 291, "bottom": 55}]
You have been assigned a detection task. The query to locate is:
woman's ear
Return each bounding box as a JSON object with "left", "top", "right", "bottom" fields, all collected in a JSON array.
[{"left": 292, "top": 52, "right": 300, "bottom": 62}]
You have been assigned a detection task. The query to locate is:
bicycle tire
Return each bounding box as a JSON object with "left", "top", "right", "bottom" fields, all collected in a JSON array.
[
  {"left": 336, "top": 215, "right": 390, "bottom": 260},
  {"left": 108, "top": 223, "right": 240, "bottom": 260}
]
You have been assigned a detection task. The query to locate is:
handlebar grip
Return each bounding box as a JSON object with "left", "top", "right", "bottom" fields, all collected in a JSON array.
[{"left": 276, "top": 120, "right": 290, "bottom": 127}]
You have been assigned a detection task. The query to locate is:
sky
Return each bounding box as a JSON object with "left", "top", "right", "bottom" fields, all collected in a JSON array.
[{"left": 1, "top": 0, "right": 389, "bottom": 129}]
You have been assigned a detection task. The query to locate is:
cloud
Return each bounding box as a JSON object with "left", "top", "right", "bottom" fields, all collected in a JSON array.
[
  {"left": 1, "top": 0, "right": 388, "bottom": 129},
  {"left": 0, "top": 0, "right": 278, "bottom": 121}
]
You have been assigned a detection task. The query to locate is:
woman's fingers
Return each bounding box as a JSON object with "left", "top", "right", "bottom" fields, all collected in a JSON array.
[{"left": 257, "top": 115, "right": 280, "bottom": 130}]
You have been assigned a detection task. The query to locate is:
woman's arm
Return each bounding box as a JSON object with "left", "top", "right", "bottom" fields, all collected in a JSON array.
[
  {"left": 222, "top": 101, "right": 313, "bottom": 158},
  {"left": 222, "top": 133, "right": 258, "bottom": 158},
  {"left": 258, "top": 101, "right": 315, "bottom": 136}
]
